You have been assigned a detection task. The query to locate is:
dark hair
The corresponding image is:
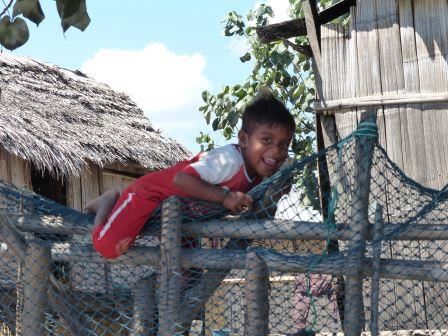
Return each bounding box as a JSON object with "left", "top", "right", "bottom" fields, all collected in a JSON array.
[{"left": 241, "top": 91, "right": 295, "bottom": 134}]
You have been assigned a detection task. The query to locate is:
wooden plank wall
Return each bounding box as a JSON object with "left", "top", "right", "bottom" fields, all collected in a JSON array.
[
  {"left": 0, "top": 148, "right": 32, "bottom": 189},
  {"left": 319, "top": 0, "right": 448, "bottom": 330}
]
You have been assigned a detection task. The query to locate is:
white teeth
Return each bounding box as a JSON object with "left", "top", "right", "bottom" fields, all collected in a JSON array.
[{"left": 264, "top": 157, "right": 277, "bottom": 166}]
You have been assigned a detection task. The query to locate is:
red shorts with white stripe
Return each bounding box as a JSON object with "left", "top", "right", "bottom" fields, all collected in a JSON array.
[{"left": 91, "top": 189, "right": 160, "bottom": 259}]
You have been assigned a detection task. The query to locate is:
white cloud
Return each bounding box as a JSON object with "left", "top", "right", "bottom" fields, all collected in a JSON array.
[
  {"left": 266, "top": 0, "right": 291, "bottom": 24},
  {"left": 81, "top": 43, "right": 212, "bottom": 152},
  {"left": 227, "top": 0, "right": 291, "bottom": 57}
]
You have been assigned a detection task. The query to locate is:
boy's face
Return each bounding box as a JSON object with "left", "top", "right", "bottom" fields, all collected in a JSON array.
[{"left": 238, "top": 123, "right": 293, "bottom": 178}]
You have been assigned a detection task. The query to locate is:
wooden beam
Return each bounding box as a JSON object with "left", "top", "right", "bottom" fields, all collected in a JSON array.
[
  {"left": 14, "top": 240, "right": 448, "bottom": 283},
  {"left": 319, "top": 0, "right": 356, "bottom": 25},
  {"left": 303, "top": 0, "right": 323, "bottom": 79},
  {"left": 256, "top": 18, "right": 307, "bottom": 43},
  {"left": 255, "top": 0, "right": 356, "bottom": 44}
]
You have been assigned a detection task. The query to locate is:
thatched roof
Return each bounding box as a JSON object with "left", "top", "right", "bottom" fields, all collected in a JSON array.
[{"left": 0, "top": 52, "right": 191, "bottom": 177}]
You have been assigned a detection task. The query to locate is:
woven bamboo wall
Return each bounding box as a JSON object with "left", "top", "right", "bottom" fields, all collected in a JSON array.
[
  {"left": 318, "top": 0, "right": 448, "bottom": 330},
  {"left": 320, "top": 0, "right": 448, "bottom": 190}
]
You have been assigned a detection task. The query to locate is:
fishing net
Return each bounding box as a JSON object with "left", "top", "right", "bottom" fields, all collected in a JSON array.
[{"left": 0, "top": 122, "right": 447, "bottom": 335}]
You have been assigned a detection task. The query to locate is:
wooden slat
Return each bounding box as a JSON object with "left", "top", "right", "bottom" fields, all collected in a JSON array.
[
  {"left": 9, "top": 155, "right": 31, "bottom": 189},
  {"left": 66, "top": 176, "right": 82, "bottom": 211},
  {"left": 413, "top": 0, "right": 448, "bottom": 328},
  {"left": 375, "top": 0, "right": 420, "bottom": 329},
  {"left": 398, "top": 0, "right": 426, "bottom": 184},
  {"left": 414, "top": 0, "right": 448, "bottom": 189},
  {"left": 0, "top": 147, "right": 10, "bottom": 182}
]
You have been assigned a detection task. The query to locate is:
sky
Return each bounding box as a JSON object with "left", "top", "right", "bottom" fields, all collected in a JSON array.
[{"left": 11, "top": 0, "right": 291, "bottom": 153}]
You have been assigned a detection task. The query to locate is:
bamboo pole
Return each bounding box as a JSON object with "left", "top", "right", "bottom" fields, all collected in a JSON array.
[
  {"left": 15, "top": 262, "right": 23, "bottom": 336},
  {"left": 158, "top": 197, "right": 183, "bottom": 336},
  {"left": 183, "top": 220, "right": 448, "bottom": 241},
  {"left": 343, "top": 127, "right": 376, "bottom": 336},
  {"left": 244, "top": 252, "right": 270, "bottom": 336},
  {"left": 21, "top": 242, "right": 51, "bottom": 336},
  {"left": 132, "top": 274, "right": 157, "bottom": 336},
  {"left": 370, "top": 204, "right": 384, "bottom": 336}
]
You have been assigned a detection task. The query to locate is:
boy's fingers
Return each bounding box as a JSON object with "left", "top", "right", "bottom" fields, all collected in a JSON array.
[{"left": 243, "top": 195, "right": 253, "bottom": 206}]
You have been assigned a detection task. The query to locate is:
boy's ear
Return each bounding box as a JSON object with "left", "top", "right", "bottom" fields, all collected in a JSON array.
[{"left": 238, "top": 130, "right": 248, "bottom": 149}]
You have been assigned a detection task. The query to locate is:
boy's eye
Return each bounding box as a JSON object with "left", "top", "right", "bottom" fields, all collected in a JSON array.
[{"left": 262, "top": 137, "right": 272, "bottom": 144}]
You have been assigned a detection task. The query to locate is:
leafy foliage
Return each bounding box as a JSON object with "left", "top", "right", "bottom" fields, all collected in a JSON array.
[
  {"left": 0, "top": 0, "right": 90, "bottom": 50},
  {"left": 197, "top": 0, "right": 335, "bottom": 208},
  {"left": 197, "top": 1, "right": 325, "bottom": 160}
]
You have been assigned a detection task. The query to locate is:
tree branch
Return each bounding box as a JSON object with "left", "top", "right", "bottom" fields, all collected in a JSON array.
[
  {"left": 281, "top": 38, "right": 313, "bottom": 58},
  {"left": 0, "top": 0, "right": 14, "bottom": 17}
]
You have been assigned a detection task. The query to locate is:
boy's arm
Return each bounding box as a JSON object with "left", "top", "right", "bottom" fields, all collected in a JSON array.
[{"left": 173, "top": 172, "right": 252, "bottom": 212}]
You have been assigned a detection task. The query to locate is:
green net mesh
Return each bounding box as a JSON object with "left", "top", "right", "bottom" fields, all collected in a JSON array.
[{"left": 0, "top": 122, "right": 447, "bottom": 335}]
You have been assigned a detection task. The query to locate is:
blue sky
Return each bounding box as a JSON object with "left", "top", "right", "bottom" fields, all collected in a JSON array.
[{"left": 11, "top": 1, "right": 291, "bottom": 153}]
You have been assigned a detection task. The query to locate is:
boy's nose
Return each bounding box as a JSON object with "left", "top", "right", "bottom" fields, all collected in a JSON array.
[{"left": 268, "top": 147, "right": 282, "bottom": 158}]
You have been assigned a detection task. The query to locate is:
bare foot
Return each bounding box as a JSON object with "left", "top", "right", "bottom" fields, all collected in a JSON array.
[
  {"left": 84, "top": 190, "right": 119, "bottom": 213},
  {"left": 85, "top": 190, "right": 120, "bottom": 227}
]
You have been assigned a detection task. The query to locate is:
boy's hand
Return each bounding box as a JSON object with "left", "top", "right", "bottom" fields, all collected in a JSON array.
[{"left": 222, "top": 191, "right": 253, "bottom": 213}]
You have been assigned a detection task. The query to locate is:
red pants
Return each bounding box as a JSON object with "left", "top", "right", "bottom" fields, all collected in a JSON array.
[{"left": 92, "top": 189, "right": 160, "bottom": 259}]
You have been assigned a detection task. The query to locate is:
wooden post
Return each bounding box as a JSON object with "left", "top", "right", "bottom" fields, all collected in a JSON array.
[
  {"left": 343, "top": 125, "right": 376, "bottom": 336},
  {"left": 370, "top": 204, "right": 383, "bottom": 336},
  {"left": 21, "top": 242, "right": 51, "bottom": 336},
  {"left": 244, "top": 252, "right": 270, "bottom": 336},
  {"left": 158, "top": 197, "right": 183, "bottom": 336},
  {"left": 132, "top": 274, "right": 157, "bottom": 336}
]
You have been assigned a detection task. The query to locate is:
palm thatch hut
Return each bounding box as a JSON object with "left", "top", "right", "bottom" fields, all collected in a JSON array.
[
  {"left": 0, "top": 52, "right": 190, "bottom": 210},
  {"left": 0, "top": 53, "right": 191, "bottom": 305}
]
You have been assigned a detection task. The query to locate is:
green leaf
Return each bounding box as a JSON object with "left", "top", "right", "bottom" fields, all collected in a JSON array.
[
  {"left": 0, "top": 16, "right": 29, "bottom": 50},
  {"left": 56, "top": 0, "right": 90, "bottom": 32},
  {"left": 13, "top": 0, "right": 45, "bottom": 25},
  {"left": 201, "top": 90, "right": 209, "bottom": 103},
  {"left": 205, "top": 110, "right": 211, "bottom": 124},
  {"left": 55, "top": 0, "right": 79, "bottom": 19},
  {"left": 212, "top": 118, "right": 220, "bottom": 131},
  {"left": 239, "top": 52, "right": 251, "bottom": 63},
  {"left": 228, "top": 110, "right": 240, "bottom": 128}
]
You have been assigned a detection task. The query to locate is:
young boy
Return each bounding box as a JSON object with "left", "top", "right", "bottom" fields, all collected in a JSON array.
[{"left": 87, "top": 92, "right": 296, "bottom": 259}]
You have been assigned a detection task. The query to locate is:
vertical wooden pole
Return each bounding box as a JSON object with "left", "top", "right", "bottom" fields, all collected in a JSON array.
[
  {"left": 21, "top": 242, "right": 51, "bottom": 336},
  {"left": 370, "top": 204, "right": 383, "bottom": 336},
  {"left": 132, "top": 273, "right": 157, "bottom": 336},
  {"left": 343, "top": 126, "right": 376, "bottom": 336},
  {"left": 15, "top": 261, "right": 24, "bottom": 336},
  {"left": 158, "top": 197, "right": 183, "bottom": 336},
  {"left": 244, "top": 252, "right": 270, "bottom": 336}
]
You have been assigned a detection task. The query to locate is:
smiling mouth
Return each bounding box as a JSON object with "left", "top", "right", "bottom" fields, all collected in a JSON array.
[{"left": 263, "top": 157, "right": 278, "bottom": 167}]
